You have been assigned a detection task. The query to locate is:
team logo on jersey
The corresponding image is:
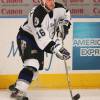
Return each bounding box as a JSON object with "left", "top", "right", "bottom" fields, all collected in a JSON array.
[{"left": 34, "top": 17, "right": 39, "bottom": 26}]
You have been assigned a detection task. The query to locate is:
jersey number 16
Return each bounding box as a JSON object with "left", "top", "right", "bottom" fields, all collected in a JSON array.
[{"left": 36, "top": 29, "right": 45, "bottom": 39}]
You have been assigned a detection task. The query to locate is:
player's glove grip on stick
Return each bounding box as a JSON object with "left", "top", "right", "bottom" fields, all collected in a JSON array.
[{"left": 51, "top": 42, "right": 70, "bottom": 60}]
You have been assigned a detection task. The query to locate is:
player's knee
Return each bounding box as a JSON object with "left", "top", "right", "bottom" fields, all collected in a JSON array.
[
  {"left": 18, "top": 67, "right": 36, "bottom": 83},
  {"left": 18, "top": 59, "right": 40, "bottom": 83}
]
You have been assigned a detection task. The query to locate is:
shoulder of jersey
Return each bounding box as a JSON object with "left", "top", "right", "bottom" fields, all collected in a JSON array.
[
  {"left": 54, "top": 2, "right": 64, "bottom": 8},
  {"left": 33, "top": 5, "right": 47, "bottom": 27}
]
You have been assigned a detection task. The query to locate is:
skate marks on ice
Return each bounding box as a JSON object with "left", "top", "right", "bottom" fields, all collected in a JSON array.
[
  {"left": 0, "top": 90, "right": 15, "bottom": 100},
  {"left": 28, "top": 89, "right": 100, "bottom": 100},
  {"left": 0, "top": 89, "right": 100, "bottom": 100}
]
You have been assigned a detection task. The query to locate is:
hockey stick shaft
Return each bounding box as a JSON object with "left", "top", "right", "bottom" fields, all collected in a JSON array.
[
  {"left": 64, "top": 59, "right": 73, "bottom": 100},
  {"left": 45, "top": 19, "right": 57, "bottom": 71},
  {"left": 62, "top": 39, "right": 80, "bottom": 100},
  {"left": 45, "top": 54, "right": 53, "bottom": 71},
  {"left": 61, "top": 38, "right": 73, "bottom": 100}
]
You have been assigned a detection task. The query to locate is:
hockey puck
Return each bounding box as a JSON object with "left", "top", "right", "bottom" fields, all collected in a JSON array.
[{"left": 73, "top": 93, "right": 80, "bottom": 100}]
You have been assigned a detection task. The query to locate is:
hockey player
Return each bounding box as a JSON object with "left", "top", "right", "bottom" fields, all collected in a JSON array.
[{"left": 9, "top": 0, "right": 71, "bottom": 100}]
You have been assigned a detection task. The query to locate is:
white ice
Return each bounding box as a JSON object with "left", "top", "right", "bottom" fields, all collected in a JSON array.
[{"left": 0, "top": 89, "right": 100, "bottom": 100}]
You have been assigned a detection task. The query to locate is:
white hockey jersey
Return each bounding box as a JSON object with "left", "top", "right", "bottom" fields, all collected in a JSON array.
[{"left": 21, "top": 2, "right": 71, "bottom": 50}]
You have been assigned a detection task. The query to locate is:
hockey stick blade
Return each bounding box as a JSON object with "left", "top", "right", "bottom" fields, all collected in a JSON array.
[
  {"left": 72, "top": 93, "right": 80, "bottom": 100},
  {"left": 45, "top": 54, "right": 53, "bottom": 71}
]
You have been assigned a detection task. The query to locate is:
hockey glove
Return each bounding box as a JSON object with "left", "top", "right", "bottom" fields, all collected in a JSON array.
[
  {"left": 51, "top": 40, "right": 70, "bottom": 60},
  {"left": 57, "top": 19, "right": 71, "bottom": 40}
]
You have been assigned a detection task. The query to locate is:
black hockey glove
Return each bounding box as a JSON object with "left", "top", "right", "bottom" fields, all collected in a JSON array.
[{"left": 56, "top": 20, "right": 71, "bottom": 40}]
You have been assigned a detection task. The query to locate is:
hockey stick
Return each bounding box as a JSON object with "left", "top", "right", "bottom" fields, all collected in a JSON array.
[
  {"left": 63, "top": 59, "right": 80, "bottom": 100},
  {"left": 45, "top": 19, "right": 57, "bottom": 71},
  {"left": 62, "top": 40, "right": 80, "bottom": 100},
  {"left": 45, "top": 53, "right": 53, "bottom": 71}
]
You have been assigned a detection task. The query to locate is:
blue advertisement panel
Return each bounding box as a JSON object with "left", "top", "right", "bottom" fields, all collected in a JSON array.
[{"left": 73, "top": 22, "right": 100, "bottom": 70}]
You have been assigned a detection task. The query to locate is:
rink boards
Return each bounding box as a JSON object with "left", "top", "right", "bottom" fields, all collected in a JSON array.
[
  {"left": 0, "top": 18, "right": 100, "bottom": 89},
  {"left": 0, "top": 73, "right": 100, "bottom": 89}
]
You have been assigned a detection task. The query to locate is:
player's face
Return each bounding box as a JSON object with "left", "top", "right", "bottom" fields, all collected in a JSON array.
[{"left": 45, "top": 0, "right": 55, "bottom": 11}]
